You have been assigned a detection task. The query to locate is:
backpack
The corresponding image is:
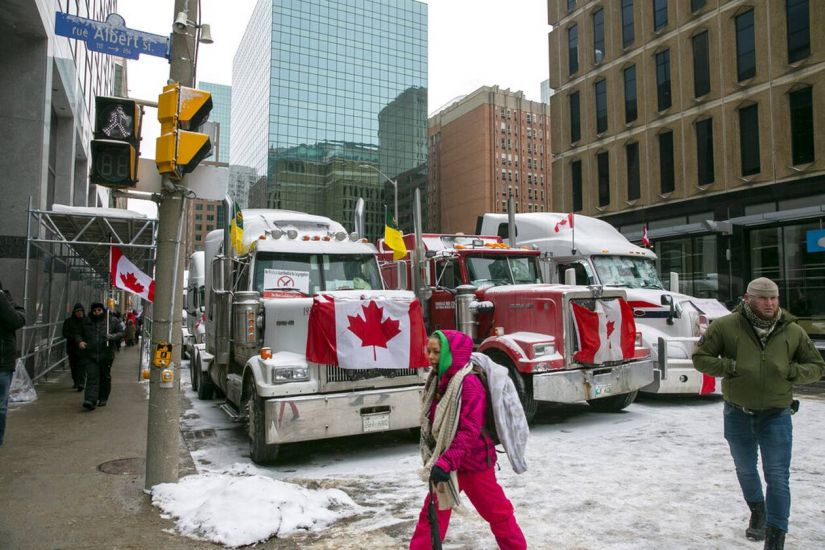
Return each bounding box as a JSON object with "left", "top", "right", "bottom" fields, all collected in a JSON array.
[{"left": 470, "top": 353, "right": 529, "bottom": 474}]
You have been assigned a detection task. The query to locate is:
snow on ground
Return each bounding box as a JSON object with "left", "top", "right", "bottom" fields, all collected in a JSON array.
[{"left": 169, "top": 363, "right": 825, "bottom": 549}]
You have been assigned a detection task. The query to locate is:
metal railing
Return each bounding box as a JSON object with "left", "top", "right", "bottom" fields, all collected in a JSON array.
[{"left": 19, "top": 321, "right": 68, "bottom": 382}]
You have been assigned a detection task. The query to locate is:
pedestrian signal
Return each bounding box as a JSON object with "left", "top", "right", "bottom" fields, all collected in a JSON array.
[{"left": 90, "top": 97, "right": 142, "bottom": 187}]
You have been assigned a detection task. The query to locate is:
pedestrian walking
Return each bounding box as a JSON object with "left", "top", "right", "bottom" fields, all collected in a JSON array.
[
  {"left": 409, "top": 330, "right": 526, "bottom": 550},
  {"left": 0, "top": 280, "right": 26, "bottom": 446},
  {"left": 124, "top": 317, "right": 136, "bottom": 347},
  {"left": 693, "top": 277, "right": 825, "bottom": 550},
  {"left": 62, "top": 303, "right": 86, "bottom": 390},
  {"left": 77, "top": 302, "right": 123, "bottom": 410}
]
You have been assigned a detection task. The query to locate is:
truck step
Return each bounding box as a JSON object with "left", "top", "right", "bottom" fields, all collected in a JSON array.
[{"left": 219, "top": 402, "right": 247, "bottom": 422}]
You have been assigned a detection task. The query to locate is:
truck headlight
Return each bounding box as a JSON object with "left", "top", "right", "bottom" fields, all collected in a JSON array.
[
  {"left": 271, "top": 366, "right": 309, "bottom": 383},
  {"left": 533, "top": 342, "right": 555, "bottom": 357}
]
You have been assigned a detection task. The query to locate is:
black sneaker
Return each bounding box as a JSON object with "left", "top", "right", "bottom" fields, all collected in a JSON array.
[
  {"left": 82, "top": 401, "right": 96, "bottom": 411},
  {"left": 97, "top": 400, "right": 107, "bottom": 407}
]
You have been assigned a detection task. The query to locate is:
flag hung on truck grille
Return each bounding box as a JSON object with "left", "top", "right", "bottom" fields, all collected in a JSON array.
[
  {"left": 571, "top": 299, "right": 635, "bottom": 364},
  {"left": 306, "top": 294, "right": 428, "bottom": 369}
]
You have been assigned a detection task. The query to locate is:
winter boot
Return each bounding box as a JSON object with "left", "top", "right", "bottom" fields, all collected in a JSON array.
[
  {"left": 763, "top": 526, "right": 785, "bottom": 550},
  {"left": 746, "top": 501, "right": 766, "bottom": 541}
]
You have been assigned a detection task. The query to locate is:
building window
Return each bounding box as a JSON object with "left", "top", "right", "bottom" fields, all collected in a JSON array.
[
  {"left": 739, "top": 104, "right": 761, "bottom": 176},
  {"left": 595, "top": 79, "right": 608, "bottom": 134},
  {"left": 567, "top": 0, "right": 576, "bottom": 13},
  {"left": 655, "top": 49, "right": 672, "bottom": 111},
  {"left": 696, "top": 118, "right": 715, "bottom": 185},
  {"left": 571, "top": 160, "right": 583, "bottom": 212},
  {"left": 623, "top": 65, "right": 638, "bottom": 123},
  {"left": 735, "top": 10, "right": 756, "bottom": 81},
  {"left": 195, "top": 203, "right": 204, "bottom": 211},
  {"left": 659, "top": 130, "right": 675, "bottom": 193},
  {"left": 568, "top": 25, "right": 579, "bottom": 75},
  {"left": 621, "top": 0, "right": 634, "bottom": 48},
  {"left": 570, "top": 91, "right": 581, "bottom": 143},
  {"left": 692, "top": 31, "right": 710, "bottom": 98},
  {"left": 593, "top": 8, "right": 605, "bottom": 64},
  {"left": 626, "top": 142, "right": 641, "bottom": 201},
  {"left": 653, "top": 0, "right": 668, "bottom": 31},
  {"left": 786, "top": 0, "right": 810, "bottom": 63},
  {"left": 691, "top": 0, "right": 706, "bottom": 12},
  {"left": 789, "top": 86, "right": 814, "bottom": 165},
  {"left": 597, "top": 152, "right": 610, "bottom": 207}
]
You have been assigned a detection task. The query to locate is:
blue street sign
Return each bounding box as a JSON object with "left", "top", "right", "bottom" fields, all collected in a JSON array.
[
  {"left": 806, "top": 229, "right": 825, "bottom": 253},
  {"left": 55, "top": 12, "right": 169, "bottom": 60}
]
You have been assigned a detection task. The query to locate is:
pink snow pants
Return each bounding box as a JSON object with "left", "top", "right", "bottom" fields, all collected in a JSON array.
[{"left": 409, "top": 467, "right": 527, "bottom": 549}]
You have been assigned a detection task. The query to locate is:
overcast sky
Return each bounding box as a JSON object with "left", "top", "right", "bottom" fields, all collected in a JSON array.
[{"left": 118, "top": 0, "right": 550, "bottom": 214}]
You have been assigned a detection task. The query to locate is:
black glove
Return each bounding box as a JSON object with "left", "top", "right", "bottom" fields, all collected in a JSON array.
[{"left": 429, "top": 465, "right": 450, "bottom": 483}]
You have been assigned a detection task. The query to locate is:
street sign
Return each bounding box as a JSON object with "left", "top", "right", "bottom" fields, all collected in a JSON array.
[
  {"left": 136, "top": 158, "right": 228, "bottom": 199},
  {"left": 55, "top": 12, "right": 169, "bottom": 60},
  {"left": 806, "top": 229, "right": 825, "bottom": 253}
]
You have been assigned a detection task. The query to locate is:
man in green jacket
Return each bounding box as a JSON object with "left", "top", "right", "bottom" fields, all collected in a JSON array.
[{"left": 693, "top": 277, "right": 824, "bottom": 550}]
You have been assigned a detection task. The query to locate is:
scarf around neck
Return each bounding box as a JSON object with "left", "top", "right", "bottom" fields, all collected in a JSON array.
[{"left": 742, "top": 300, "right": 779, "bottom": 340}]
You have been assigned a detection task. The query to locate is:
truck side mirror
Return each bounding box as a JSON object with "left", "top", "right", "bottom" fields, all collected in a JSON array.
[{"left": 661, "top": 294, "right": 675, "bottom": 325}]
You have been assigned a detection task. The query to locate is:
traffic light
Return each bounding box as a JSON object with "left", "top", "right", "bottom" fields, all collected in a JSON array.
[
  {"left": 90, "top": 97, "right": 142, "bottom": 187},
  {"left": 156, "top": 83, "right": 213, "bottom": 180}
]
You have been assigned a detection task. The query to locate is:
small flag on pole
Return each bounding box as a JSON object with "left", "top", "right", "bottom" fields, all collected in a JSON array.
[
  {"left": 230, "top": 202, "right": 244, "bottom": 254},
  {"left": 110, "top": 246, "right": 155, "bottom": 302},
  {"left": 383, "top": 209, "right": 407, "bottom": 261},
  {"left": 642, "top": 224, "right": 651, "bottom": 247}
]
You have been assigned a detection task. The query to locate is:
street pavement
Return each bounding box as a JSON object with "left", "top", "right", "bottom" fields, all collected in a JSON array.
[{"left": 0, "top": 345, "right": 214, "bottom": 550}]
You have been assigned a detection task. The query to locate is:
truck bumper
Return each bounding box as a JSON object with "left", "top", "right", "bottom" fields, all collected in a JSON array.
[
  {"left": 641, "top": 359, "right": 712, "bottom": 394},
  {"left": 263, "top": 385, "right": 423, "bottom": 444},
  {"left": 532, "top": 360, "right": 654, "bottom": 403}
]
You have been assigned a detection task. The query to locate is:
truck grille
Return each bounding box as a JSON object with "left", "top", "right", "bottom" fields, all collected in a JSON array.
[{"left": 324, "top": 365, "right": 417, "bottom": 383}]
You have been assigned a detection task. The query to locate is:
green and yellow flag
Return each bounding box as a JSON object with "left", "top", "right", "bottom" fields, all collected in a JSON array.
[
  {"left": 230, "top": 202, "right": 244, "bottom": 255},
  {"left": 384, "top": 209, "right": 407, "bottom": 261}
]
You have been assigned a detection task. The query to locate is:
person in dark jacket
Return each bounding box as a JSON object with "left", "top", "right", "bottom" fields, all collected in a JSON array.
[
  {"left": 62, "top": 303, "right": 86, "bottom": 391},
  {"left": 409, "top": 330, "right": 526, "bottom": 549},
  {"left": 0, "top": 280, "right": 26, "bottom": 446},
  {"left": 693, "top": 277, "right": 825, "bottom": 550},
  {"left": 77, "top": 302, "right": 123, "bottom": 410}
]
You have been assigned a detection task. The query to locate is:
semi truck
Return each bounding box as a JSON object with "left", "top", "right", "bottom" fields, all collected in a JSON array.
[
  {"left": 183, "top": 250, "right": 205, "bottom": 362},
  {"left": 478, "top": 212, "right": 730, "bottom": 395},
  {"left": 191, "top": 202, "right": 427, "bottom": 463},
  {"left": 377, "top": 232, "right": 655, "bottom": 422}
]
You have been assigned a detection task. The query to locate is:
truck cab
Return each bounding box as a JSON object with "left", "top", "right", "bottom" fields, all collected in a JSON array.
[
  {"left": 478, "top": 213, "right": 729, "bottom": 395},
  {"left": 378, "top": 233, "right": 655, "bottom": 421},
  {"left": 183, "top": 251, "right": 205, "bottom": 363}
]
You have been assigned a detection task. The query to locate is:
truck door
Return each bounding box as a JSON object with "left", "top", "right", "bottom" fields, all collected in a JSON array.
[{"left": 429, "top": 259, "right": 458, "bottom": 331}]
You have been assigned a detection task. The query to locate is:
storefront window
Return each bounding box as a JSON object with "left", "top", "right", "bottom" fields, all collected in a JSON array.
[{"left": 655, "top": 235, "right": 718, "bottom": 297}]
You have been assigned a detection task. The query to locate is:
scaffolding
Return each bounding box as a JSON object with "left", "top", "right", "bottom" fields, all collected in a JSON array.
[{"left": 22, "top": 198, "right": 157, "bottom": 381}]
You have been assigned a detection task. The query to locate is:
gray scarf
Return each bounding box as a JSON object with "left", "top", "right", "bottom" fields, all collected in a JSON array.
[{"left": 742, "top": 301, "right": 779, "bottom": 345}]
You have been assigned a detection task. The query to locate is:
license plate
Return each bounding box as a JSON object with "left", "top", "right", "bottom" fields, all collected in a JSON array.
[
  {"left": 362, "top": 413, "right": 390, "bottom": 433},
  {"left": 592, "top": 384, "right": 614, "bottom": 397}
]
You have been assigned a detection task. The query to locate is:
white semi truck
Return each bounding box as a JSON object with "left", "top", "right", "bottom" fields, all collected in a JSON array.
[
  {"left": 191, "top": 202, "right": 426, "bottom": 463},
  {"left": 182, "top": 250, "right": 205, "bottom": 361},
  {"left": 479, "top": 212, "right": 729, "bottom": 395}
]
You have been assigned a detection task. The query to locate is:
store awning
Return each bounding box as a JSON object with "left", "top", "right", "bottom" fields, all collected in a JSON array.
[{"left": 29, "top": 204, "right": 157, "bottom": 278}]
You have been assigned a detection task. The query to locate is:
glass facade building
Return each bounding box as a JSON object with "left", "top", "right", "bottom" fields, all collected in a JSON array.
[
  {"left": 199, "top": 82, "right": 231, "bottom": 163},
  {"left": 231, "top": 0, "right": 428, "bottom": 239}
]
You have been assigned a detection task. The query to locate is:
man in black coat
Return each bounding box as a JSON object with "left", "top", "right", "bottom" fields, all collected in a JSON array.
[
  {"left": 77, "top": 302, "right": 123, "bottom": 410},
  {"left": 62, "top": 303, "right": 86, "bottom": 391},
  {"left": 0, "top": 280, "right": 26, "bottom": 446}
]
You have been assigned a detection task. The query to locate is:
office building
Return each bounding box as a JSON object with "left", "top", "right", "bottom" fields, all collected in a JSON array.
[
  {"left": 199, "top": 81, "right": 231, "bottom": 163},
  {"left": 231, "top": 0, "right": 427, "bottom": 239},
  {"left": 548, "top": 0, "right": 825, "bottom": 346},
  {"left": 428, "top": 85, "right": 552, "bottom": 234}
]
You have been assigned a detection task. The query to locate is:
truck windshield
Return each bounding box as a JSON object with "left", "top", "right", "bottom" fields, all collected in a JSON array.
[
  {"left": 466, "top": 254, "right": 541, "bottom": 287},
  {"left": 591, "top": 256, "right": 664, "bottom": 289},
  {"left": 253, "top": 253, "right": 382, "bottom": 294}
]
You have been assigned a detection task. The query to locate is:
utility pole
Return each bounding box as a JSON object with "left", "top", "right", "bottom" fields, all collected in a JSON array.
[{"left": 144, "top": 0, "right": 197, "bottom": 491}]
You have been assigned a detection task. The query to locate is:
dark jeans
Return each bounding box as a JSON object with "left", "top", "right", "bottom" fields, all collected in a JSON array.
[
  {"left": 68, "top": 352, "right": 84, "bottom": 387},
  {"left": 0, "top": 369, "right": 12, "bottom": 445},
  {"left": 83, "top": 359, "right": 112, "bottom": 404},
  {"left": 724, "top": 402, "right": 793, "bottom": 532}
]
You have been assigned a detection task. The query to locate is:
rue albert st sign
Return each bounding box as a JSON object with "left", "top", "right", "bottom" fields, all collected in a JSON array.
[{"left": 55, "top": 13, "right": 169, "bottom": 60}]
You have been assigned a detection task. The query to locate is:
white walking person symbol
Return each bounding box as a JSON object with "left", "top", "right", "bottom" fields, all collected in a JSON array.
[{"left": 103, "top": 105, "right": 132, "bottom": 138}]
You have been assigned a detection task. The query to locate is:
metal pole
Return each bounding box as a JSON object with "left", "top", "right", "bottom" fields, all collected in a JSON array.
[
  {"left": 393, "top": 179, "right": 398, "bottom": 227},
  {"left": 145, "top": 0, "right": 197, "bottom": 491}
]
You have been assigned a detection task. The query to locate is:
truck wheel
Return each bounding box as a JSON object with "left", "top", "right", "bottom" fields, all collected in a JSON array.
[
  {"left": 245, "top": 376, "right": 280, "bottom": 464},
  {"left": 587, "top": 390, "right": 638, "bottom": 412},
  {"left": 196, "top": 355, "right": 215, "bottom": 400},
  {"left": 487, "top": 352, "right": 537, "bottom": 424}
]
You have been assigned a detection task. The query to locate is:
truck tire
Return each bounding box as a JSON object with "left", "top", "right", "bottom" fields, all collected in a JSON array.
[
  {"left": 587, "top": 390, "right": 638, "bottom": 412},
  {"left": 486, "top": 351, "right": 537, "bottom": 424},
  {"left": 196, "top": 355, "right": 215, "bottom": 400},
  {"left": 244, "top": 375, "right": 280, "bottom": 464}
]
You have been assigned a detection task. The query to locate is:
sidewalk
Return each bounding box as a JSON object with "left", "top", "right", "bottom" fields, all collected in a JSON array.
[{"left": 0, "top": 345, "right": 213, "bottom": 549}]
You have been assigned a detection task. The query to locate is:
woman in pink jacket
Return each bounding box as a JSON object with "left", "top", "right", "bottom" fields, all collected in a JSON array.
[{"left": 409, "top": 329, "right": 526, "bottom": 549}]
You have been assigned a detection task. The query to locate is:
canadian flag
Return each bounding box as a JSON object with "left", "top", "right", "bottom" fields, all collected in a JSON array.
[
  {"left": 642, "top": 224, "right": 651, "bottom": 247},
  {"left": 306, "top": 295, "right": 428, "bottom": 369},
  {"left": 110, "top": 246, "right": 155, "bottom": 302},
  {"left": 571, "top": 299, "right": 636, "bottom": 364},
  {"left": 554, "top": 213, "right": 574, "bottom": 232}
]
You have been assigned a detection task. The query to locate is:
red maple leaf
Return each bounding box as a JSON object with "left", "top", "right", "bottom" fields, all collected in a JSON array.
[
  {"left": 120, "top": 271, "right": 145, "bottom": 294},
  {"left": 347, "top": 301, "right": 401, "bottom": 361},
  {"left": 606, "top": 319, "right": 616, "bottom": 339}
]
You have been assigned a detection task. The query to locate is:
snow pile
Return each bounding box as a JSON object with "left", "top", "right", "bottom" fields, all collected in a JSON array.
[{"left": 151, "top": 463, "right": 360, "bottom": 547}]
